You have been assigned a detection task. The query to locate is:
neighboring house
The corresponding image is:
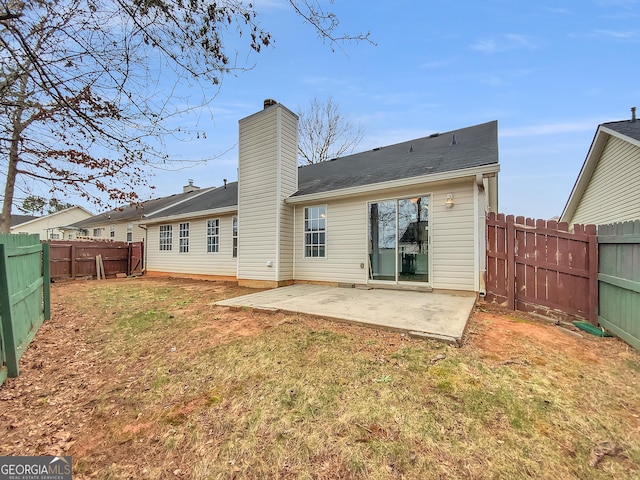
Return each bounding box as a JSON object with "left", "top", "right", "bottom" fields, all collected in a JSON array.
[
  {"left": 140, "top": 101, "right": 500, "bottom": 294},
  {"left": 561, "top": 110, "right": 640, "bottom": 226},
  {"left": 64, "top": 181, "right": 213, "bottom": 242},
  {"left": 10, "top": 206, "right": 93, "bottom": 240}
]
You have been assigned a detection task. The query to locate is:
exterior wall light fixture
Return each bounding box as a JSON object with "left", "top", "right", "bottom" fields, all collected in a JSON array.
[{"left": 445, "top": 193, "right": 455, "bottom": 208}]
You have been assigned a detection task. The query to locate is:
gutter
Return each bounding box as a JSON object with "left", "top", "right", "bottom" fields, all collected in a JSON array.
[
  {"left": 139, "top": 205, "right": 238, "bottom": 225},
  {"left": 285, "top": 164, "right": 500, "bottom": 205}
]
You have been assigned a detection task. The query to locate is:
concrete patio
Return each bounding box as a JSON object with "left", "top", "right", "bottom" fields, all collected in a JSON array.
[{"left": 215, "top": 284, "right": 477, "bottom": 345}]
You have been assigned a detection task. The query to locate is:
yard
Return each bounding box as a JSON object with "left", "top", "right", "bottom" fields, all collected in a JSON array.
[{"left": 0, "top": 277, "right": 638, "bottom": 479}]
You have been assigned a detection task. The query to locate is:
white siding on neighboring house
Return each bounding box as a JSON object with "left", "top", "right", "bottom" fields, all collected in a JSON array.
[
  {"left": 570, "top": 136, "right": 640, "bottom": 225},
  {"left": 76, "top": 221, "right": 146, "bottom": 242},
  {"left": 237, "top": 103, "right": 297, "bottom": 284},
  {"left": 146, "top": 215, "right": 237, "bottom": 277},
  {"left": 11, "top": 206, "right": 92, "bottom": 239},
  {"left": 293, "top": 179, "right": 478, "bottom": 291}
]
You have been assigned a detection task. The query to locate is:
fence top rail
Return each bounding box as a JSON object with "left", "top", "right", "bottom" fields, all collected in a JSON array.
[
  {"left": 598, "top": 219, "right": 640, "bottom": 236},
  {"left": 487, "top": 212, "right": 596, "bottom": 237}
]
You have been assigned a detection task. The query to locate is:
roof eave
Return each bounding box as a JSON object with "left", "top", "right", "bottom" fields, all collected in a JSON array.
[
  {"left": 560, "top": 126, "right": 610, "bottom": 223},
  {"left": 285, "top": 164, "right": 500, "bottom": 205},
  {"left": 140, "top": 205, "right": 238, "bottom": 225}
]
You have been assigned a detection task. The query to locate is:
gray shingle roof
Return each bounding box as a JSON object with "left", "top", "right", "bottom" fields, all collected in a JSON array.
[
  {"left": 602, "top": 119, "right": 640, "bottom": 142},
  {"left": 138, "top": 120, "right": 498, "bottom": 220},
  {"left": 145, "top": 182, "right": 238, "bottom": 220},
  {"left": 295, "top": 120, "right": 498, "bottom": 196},
  {"left": 11, "top": 214, "right": 39, "bottom": 227},
  {"left": 70, "top": 188, "right": 213, "bottom": 228}
]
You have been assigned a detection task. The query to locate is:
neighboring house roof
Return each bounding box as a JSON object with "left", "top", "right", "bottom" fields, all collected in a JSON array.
[
  {"left": 11, "top": 214, "right": 39, "bottom": 227},
  {"left": 294, "top": 120, "right": 499, "bottom": 198},
  {"left": 560, "top": 117, "right": 640, "bottom": 223},
  {"left": 70, "top": 188, "right": 214, "bottom": 229},
  {"left": 141, "top": 120, "right": 499, "bottom": 223}
]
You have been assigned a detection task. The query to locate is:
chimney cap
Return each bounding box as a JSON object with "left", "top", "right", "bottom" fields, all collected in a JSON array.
[{"left": 264, "top": 98, "right": 277, "bottom": 109}]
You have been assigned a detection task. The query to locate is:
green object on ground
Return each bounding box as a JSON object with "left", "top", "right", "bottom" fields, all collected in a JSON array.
[{"left": 572, "top": 321, "right": 613, "bottom": 337}]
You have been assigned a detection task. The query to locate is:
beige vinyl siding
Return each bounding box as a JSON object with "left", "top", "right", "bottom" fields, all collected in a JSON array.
[
  {"left": 237, "top": 104, "right": 297, "bottom": 282},
  {"left": 570, "top": 136, "right": 640, "bottom": 225},
  {"left": 294, "top": 179, "right": 477, "bottom": 291},
  {"left": 146, "top": 216, "right": 237, "bottom": 276},
  {"left": 294, "top": 198, "right": 367, "bottom": 283},
  {"left": 238, "top": 108, "right": 279, "bottom": 281},
  {"left": 277, "top": 110, "right": 298, "bottom": 281},
  {"left": 430, "top": 181, "right": 476, "bottom": 290}
]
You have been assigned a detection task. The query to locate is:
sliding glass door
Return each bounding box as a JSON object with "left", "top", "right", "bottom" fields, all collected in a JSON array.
[{"left": 368, "top": 196, "right": 430, "bottom": 284}]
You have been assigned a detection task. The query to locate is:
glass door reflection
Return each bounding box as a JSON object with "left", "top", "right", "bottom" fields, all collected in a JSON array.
[
  {"left": 398, "top": 197, "right": 429, "bottom": 283},
  {"left": 368, "top": 196, "right": 429, "bottom": 284}
]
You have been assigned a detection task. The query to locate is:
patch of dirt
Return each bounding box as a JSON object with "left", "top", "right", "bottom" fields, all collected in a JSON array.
[{"left": 466, "top": 303, "right": 625, "bottom": 365}]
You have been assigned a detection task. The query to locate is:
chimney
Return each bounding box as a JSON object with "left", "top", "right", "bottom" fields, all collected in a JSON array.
[
  {"left": 183, "top": 179, "right": 200, "bottom": 193},
  {"left": 632, "top": 106, "right": 637, "bottom": 122},
  {"left": 264, "top": 98, "right": 277, "bottom": 109}
]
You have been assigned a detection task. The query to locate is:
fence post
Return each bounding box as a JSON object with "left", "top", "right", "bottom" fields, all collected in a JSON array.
[
  {"left": 42, "top": 242, "right": 51, "bottom": 320},
  {"left": 0, "top": 244, "right": 19, "bottom": 377},
  {"left": 506, "top": 215, "right": 516, "bottom": 309},
  {"left": 71, "top": 243, "right": 76, "bottom": 279}
]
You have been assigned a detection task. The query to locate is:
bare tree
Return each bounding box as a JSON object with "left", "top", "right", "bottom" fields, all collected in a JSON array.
[
  {"left": 297, "top": 96, "right": 365, "bottom": 165},
  {"left": 0, "top": 0, "right": 371, "bottom": 232}
]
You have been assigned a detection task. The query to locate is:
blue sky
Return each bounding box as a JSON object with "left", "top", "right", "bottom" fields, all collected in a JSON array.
[{"left": 98, "top": 0, "right": 640, "bottom": 219}]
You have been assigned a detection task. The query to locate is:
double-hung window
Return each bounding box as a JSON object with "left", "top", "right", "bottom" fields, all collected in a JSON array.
[
  {"left": 232, "top": 216, "right": 238, "bottom": 258},
  {"left": 207, "top": 219, "right": 220, "bottom": 253},
  {"left": 159, "top": 225, "right": 172, "bottom": 251},
  {"left": 304, "top": 206, "right": 326, "bottom": 258},
  {"left": 126, "top": 223, "right": 133, "bottom": 242},
  {"left": 179, "top": 223, "right": 190, "bottom": 253},
  {"left": 109, "top": 224, "right": 115, "bottom": 238}
]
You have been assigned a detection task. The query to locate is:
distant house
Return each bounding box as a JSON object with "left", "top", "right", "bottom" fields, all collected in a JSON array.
[
  {"left": 561, "top": 110, "right": 640, "bottom": 226},
  {"left": 64, "top": 181, "right": 213, "bottom": 242},
  {"left": 10, "top": 206, "right": 93, "bottom": 240},
  {"left": 139, "top": 101, "right": 500, "bottom": 294}
]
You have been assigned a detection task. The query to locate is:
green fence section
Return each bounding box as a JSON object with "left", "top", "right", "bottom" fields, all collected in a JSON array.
[
  {"left": 0, "top": 233, "right": 51, "bottom": 384},
  {"left": 597, "top": 221, "right": 640, "bottom": 350}
]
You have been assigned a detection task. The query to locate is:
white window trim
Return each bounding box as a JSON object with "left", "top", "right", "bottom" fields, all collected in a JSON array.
[
  {"left": 232, "top": 216, "right": 238, "bottom": 258},
  {"left": 206, "top": 218, "right": 220, "bottom": 253},
  {"left": 303, "top": 205, "right": 327, "bottom": 259},
  {"left": 159, "top": 224, "right": 172, "bottom": 251},
  {"left": 179, "top": 222, "right": 190, "bottom": 254}
]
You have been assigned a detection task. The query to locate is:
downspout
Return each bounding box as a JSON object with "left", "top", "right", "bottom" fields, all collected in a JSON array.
[
  {"left": 139, "top": 224, "right": 148, "bottom": 274},
  {"left": 476, "top": 174, "right": 487, "bottom": 296}
]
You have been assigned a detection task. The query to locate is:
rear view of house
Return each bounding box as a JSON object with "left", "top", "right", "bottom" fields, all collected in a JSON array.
[{"left": 141, "top": 101, "right": 500, "bottom": 294}]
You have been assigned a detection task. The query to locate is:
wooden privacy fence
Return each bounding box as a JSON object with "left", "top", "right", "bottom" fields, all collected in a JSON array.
[
  {"left": 0, "top": 233, "right": 51, "bottom": 385},
  {"left": 46, "top": 240, "right": 144, "bottom": 280},
  {"left": 485, "top": 213, "right": 598, "bottom": 323},
  {"left": 597, "top": 221, "right": 640, "bottom": 350}
]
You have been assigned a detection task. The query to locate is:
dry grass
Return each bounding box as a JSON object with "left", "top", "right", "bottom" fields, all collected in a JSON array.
[{"left": 3, "top": 278, "right": 639, "bottom": 479}]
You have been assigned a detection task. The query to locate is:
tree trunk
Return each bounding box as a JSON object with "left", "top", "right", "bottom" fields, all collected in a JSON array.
[{"left": 0, "top": 75, "right": 28, "bottom": 234}]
